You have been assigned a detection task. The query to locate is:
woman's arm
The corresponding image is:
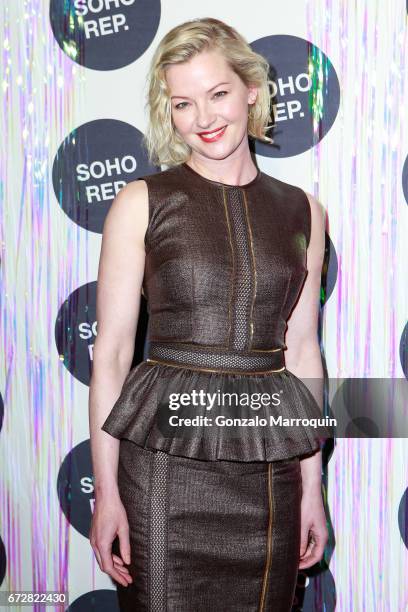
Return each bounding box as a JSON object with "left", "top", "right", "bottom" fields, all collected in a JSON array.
[
  {"left": 90, "top": 178, "right": 148, "bottom": 498},
  {"left": 88, "top": 179, "right": 148, "bottom": 583},
  {"left": 284, "top": 191, "right": 328, "bottom": 568}
]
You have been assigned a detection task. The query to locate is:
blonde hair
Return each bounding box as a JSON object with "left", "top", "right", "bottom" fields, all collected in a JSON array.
[{"left": 142, "top": 17, "right": 274, "bottom": 167}]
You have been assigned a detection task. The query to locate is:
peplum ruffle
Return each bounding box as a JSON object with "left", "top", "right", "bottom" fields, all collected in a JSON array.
[{"left": 101, "top": 361, "right": 333, "bottom": 462}]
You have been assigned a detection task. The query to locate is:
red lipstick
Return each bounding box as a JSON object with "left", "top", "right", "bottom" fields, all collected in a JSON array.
[{"left": 198, "top": 125, "right": 227, "bottom": 142}]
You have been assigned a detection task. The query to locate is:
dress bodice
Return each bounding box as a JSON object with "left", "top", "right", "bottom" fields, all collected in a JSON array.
[{"left": 141, "top": 162, "right": 311, "bottom": 354}]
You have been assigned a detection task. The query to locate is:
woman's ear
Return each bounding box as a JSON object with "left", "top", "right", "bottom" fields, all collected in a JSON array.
[{"left": 247, "top": 86, "right": 258, "bottom": 105}]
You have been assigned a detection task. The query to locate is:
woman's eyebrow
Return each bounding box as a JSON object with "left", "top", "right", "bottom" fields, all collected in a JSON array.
[{"left": 171, "top": 81, "right": 230, "bottom": 99}]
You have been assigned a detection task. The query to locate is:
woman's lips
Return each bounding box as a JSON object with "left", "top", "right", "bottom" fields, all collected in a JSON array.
[{"left": 198, "top": 125, "right": 227, "bottom": 142}]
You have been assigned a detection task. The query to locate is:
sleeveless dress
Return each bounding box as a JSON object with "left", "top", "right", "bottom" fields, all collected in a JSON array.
[{"left": 102, "top": 162, "right": 332, "bottom": 612}]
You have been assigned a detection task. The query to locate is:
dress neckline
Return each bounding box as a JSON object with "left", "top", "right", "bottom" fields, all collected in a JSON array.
[{"left": 181, "top": 161, "right": 262, "bottom": 189}]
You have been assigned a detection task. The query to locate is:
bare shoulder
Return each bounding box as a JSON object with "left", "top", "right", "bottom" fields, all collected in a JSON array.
[
  {"left": 103, "top": 179, "right": 148, "bottom": 244},
  {"left": 304, "top": 191, "right": 326, "bottom": 231},
  {"left": 303, "top": 191, "right": 326, "bottom": 267}
]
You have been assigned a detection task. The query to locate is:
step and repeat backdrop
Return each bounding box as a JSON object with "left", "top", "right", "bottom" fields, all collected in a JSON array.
[{"left": 1, "top": 0, "right": 408, "bottom": 610}]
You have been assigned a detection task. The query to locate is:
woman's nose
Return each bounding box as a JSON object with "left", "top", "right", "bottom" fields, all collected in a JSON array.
[{"left": 195, "top": 103, "right": 216, "bottom": 130}]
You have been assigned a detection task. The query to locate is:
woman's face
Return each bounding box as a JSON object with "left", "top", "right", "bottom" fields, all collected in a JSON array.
[{"left": 165, "top": 48, "right": 258, "bottom": 161}]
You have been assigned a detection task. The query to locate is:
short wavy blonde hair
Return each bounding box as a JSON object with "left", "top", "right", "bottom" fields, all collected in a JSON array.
[{"left": 142, "top": 17, "right": 274, "bottom": 167}]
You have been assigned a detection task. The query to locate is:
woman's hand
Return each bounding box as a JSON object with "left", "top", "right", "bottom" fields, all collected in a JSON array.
[
  {"left": 298, "top": 484, "right": 328, "bottom": 569},
  {"left": 90, "top": 492, "right": 133, "bottom": 587}
]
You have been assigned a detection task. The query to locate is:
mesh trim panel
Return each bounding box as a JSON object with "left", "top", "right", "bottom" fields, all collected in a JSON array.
[
  {"left": 147, "top": 341, "right": 285, "bottom": 373},
  {"left": 148, "top": 450, "right": 169, "bottom": 611}
]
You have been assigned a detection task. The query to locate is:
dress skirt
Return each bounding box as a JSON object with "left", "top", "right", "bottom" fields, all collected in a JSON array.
[{"left": 112, "top": 438, "right": 302, "bottom": 612}]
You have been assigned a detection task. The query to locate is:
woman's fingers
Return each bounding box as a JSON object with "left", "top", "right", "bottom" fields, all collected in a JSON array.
[
  {"left": 118, "top": 526, "right": 131, "bottom": 565},
  {"left": 99, "top": 542, "right": 130, "bottom": 586},
  {"left": 299, "top": 543, "right": 314, "bottom": 562},
  {"left": 91, "top": 536, "right": 133, "bottom": 585},
  {"left": 111, "top": 567, "right": 130, "bottom": 587},
  {"left": 89, "top": 501, "right": 133, "bottom": 586},
  {"left": 93, "top": 545, "right": 103, "bottom": 570},
  {"left": 299, "top": 529, "right": 327, "bottom": 568},
  {"left": 112, "top": 552, "right": 133, "bottom": 582},
  {"left": 114, "top": 564, "right": 133, "bottom": 581},
  {"left": 299, "top": 525, "right": 310, "bottom": 558},
  {"left": 112, "top": 553, "right": 124, "bottom": 566},
  {"left": 112, "top": 556, "right": 132, "bottom": 577},
  {"left": 114, "top": 564, "right": 133, "bottom": 582}
]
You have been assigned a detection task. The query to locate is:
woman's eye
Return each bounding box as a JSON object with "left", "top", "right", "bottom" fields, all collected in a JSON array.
[{"left": 174, "top": 92, "right": 228, "bottom": 110}]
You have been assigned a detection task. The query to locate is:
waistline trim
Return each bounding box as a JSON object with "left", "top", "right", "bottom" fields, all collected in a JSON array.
[{"left": 146, "top": 341, "right": 286, "bottom": 375}]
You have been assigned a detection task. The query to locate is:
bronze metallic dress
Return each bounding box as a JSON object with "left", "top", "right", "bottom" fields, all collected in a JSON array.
[{"left": 101, "top": 162, "right": 331, "bottom": 611}]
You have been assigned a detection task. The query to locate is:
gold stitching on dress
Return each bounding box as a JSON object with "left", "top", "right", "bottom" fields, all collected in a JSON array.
[
  {"left": 222, "top": 186, "right": 235, "bottom": 348},
  {"left": 242, "top": 189, "right": 257, "bottom": 349},
  {"left": 145, "top": 358, "right": 285, "bottom": 376},
  {"left": 258, "top": 462, "right": 273, "bottom": 612}
]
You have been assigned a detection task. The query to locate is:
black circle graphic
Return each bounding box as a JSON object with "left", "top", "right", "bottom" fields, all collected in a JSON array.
[
  {"left": 398, "top": 488, "right": 408, "bottom": 549},
  {"left": 55, "top": 282, "right": 98, "bottom": 386},
  {"left": 0, "top": 535, "right": 6, "bottom": 586},
  {"left": 57, "top": 439, "right": 95, "bottom": 538},
  {"left": 344, "top": 417, "right": 380, "bottom": 438},
  {"left": 55, "top": 281, "right": 149, "bottom": 385},
  {"left": 321, "top": 233, "right": 338, "bottom": 306},
  {"left": 402, "top": 155, "right": 408, "bottom": 206},
  {"left": 67, "top": 589, "right": 120, "bottom": 610},
  {"left": 0, "top": 393, "right": 4, "bottom": 434},
  {"left": 50, "top": 0, "right": 161, "bottom": 71},
  {"left": 250, "top": 35, "right": 340, "bottom": 157},
  {"left": 399, "top": 321, "right": 408, "bottom": 379},
  {"left": 294, "top": 567, "right": 336, "bottom": 611},
  {"left": 332, "top": 378, "right": 408, "bottom": 439},
  {"left": 52, "top": 119, "right": 159, "bottom": 233}
]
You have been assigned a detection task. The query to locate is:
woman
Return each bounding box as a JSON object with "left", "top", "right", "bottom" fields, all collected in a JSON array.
[{"left": 89, "top": 17, "right": 330, "bottom": 612}]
